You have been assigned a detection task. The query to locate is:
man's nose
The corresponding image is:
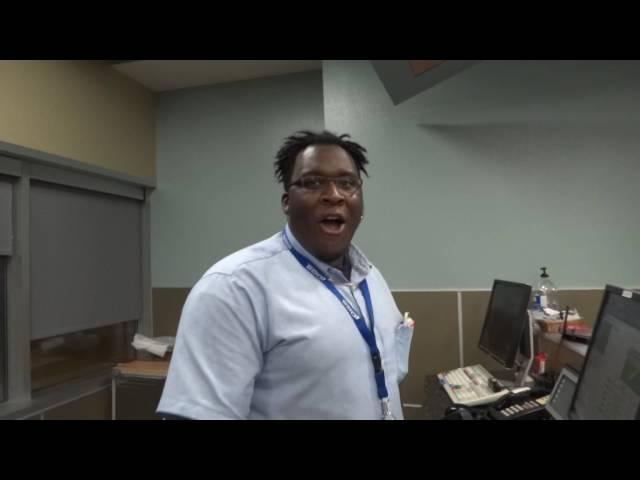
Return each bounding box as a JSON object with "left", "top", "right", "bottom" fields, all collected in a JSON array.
[{"left": 321, "top": 180, "right": 345, "bottom": 203}]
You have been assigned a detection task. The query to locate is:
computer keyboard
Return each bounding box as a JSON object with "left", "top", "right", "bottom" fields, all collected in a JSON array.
[{"left": 437, "top": 364, "right": 510, "bottom": 407}]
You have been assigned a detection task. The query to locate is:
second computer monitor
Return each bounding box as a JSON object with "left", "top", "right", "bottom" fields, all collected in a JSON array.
[
  {"left": 568, "top": 285, "right": 640, "bottom": 420},
  {"left": 478, "top": 280, "right": 532, "bottom": 369}
]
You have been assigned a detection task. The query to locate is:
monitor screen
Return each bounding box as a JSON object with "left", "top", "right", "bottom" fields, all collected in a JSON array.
[
  {"left": 478, "top": 280, "right": 532, "bottom": 369},
  {"left": 546, "top": 367, "right": 578, "bottom": 420},
  {"left": 569, "top": 286, "right": 640, "bottom": 420}
]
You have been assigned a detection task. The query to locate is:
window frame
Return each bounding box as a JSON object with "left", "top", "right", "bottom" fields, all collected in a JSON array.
[{"left": 0, "top": 146, "right": 153, "bottom": 413}]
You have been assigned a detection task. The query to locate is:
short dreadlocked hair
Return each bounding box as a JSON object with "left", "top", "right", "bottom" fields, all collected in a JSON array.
[{"left": 274, "top": 130, "right": 369, "bottom": 190}]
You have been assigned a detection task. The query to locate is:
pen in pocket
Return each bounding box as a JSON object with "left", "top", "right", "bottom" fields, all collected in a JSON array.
[{"left": 401, "top": 312, "right": 415, "bottom": 328}]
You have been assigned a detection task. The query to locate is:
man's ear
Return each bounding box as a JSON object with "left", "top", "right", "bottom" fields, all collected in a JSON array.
[{"left": 281, "top": 192, "right": 289, "bottom": 215}]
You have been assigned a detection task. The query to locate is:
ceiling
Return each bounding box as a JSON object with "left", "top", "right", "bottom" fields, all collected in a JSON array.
[{"left": 111, "top": 60, "right": 322, "bottom": 92}]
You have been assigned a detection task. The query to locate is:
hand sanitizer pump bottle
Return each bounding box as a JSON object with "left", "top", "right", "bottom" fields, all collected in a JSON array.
[{"left": 533, "top": 267, "right": 558, "bottom": 311}]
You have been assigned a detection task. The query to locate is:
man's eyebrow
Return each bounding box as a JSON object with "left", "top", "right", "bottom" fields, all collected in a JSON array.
[{"left": 299, "top": 169, "right": 358, "bottom": 177}]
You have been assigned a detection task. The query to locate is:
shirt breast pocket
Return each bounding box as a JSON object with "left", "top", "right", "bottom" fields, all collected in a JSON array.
[
  {"left": 375, "top": 305, "right": 412, "bottom": 382},
  {"left": 395, "top": 322, "right": 414, "bottom": 382}
]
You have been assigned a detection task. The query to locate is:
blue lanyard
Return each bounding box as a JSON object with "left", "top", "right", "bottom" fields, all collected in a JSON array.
[{"left": 282, "top": 230, "right": 390, "bottom": 402}]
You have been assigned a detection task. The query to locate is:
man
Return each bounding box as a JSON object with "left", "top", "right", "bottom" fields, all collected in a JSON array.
[{"left": 157, "top": 130, "right": 414, "bottom": 420}]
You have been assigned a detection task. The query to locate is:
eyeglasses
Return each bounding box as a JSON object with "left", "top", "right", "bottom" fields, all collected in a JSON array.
[{"left": 289, "top": 175, "right": 363, "bottom": 196}]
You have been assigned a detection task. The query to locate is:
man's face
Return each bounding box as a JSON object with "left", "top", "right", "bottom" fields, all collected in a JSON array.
[{"left": 282, "top": 144, "right": 364, "bottom": 265}]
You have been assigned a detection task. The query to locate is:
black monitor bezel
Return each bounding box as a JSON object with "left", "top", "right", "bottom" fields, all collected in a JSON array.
[
  {"left": 568, "top": 285, "right": 640, "bottom": 420},
  {"left": 478, "top": 279, "right": 532, "bottom": 369}
]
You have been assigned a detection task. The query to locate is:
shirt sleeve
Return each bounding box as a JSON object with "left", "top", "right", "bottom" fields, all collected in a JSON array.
[{"left": 157, "top": 272, "right": 264, "bottom": 419}]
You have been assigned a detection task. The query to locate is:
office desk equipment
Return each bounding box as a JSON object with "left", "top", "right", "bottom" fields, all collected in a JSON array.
[
  {"left": 424, "top": 374, "right": 458, "bottom": 420},
  {"left": 489, "top": 366, "right": 578, "bottom": 420},
  {"left": 424, "top": 372, "right": 547, "bottom": 420},
  {"left": 489, "top": 394, "right": 551, "bottom": 420},
  {"left": 568, "top": 286, "right": 640, "bottom": 420},
  {"left": 545, "top": 367, "right": 578, "bottom": 420},
  {"left": 537, "top": 332, "right": 587, "bottom": 373},
  {"left": 112, "top": 359, "right": 169, "bottom": 420},
  {"left": 437, "top": 364, "right": 510, "bottom": 406},
  {"left": 447, "top": 280, "right": 536, "bottom": 402}
]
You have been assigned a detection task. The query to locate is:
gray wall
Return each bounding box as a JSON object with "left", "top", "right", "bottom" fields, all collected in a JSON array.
[
  {"left": 323, "top": 60, "right": 640, "bottom": 290},
  {"left": 152, "top": 71, "right": 324, "bottom": 287}
]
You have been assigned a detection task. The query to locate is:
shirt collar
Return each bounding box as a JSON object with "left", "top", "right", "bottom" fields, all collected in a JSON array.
[{"left": 283, "top": 223, "right": 372, "bottom": 284}]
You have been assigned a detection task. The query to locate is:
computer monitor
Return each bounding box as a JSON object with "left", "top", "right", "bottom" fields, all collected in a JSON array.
[
  {"left": 568, "top": 285, "right": 640, "bottom": 420},
  {"left": 546, "top": 367, "right": 579, "bottom": 420},
  {"left": 515, "top": 309, "right": 535, "bottom": 386},
  {"left": 478, "top": 280, "right": 533, "bottom": 385}
]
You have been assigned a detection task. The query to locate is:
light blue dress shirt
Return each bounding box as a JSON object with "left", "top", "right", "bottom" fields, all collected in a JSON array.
[{"left": 157, "top": 224, "right": 412, "bottom": 419}]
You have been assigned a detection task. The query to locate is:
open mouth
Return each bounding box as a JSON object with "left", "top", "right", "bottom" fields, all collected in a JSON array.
[{"left": 319, "top": 215, "right": 346, "bottom": 235}]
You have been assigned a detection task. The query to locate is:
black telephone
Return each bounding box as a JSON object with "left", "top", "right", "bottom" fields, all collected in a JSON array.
[
  {"left": 440, "top": 386, "right": 552, "bottom": 420},
  {"left": 442, "top": 404, "right": 491, "bottom": 420},
  {"left": 488, "top": 393, "right": 551, "bottom": 420}
]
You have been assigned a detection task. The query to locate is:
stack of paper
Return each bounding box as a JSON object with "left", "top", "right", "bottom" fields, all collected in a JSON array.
[{"left": 131, "top": 334, "right": 175, "bottom": 357}]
